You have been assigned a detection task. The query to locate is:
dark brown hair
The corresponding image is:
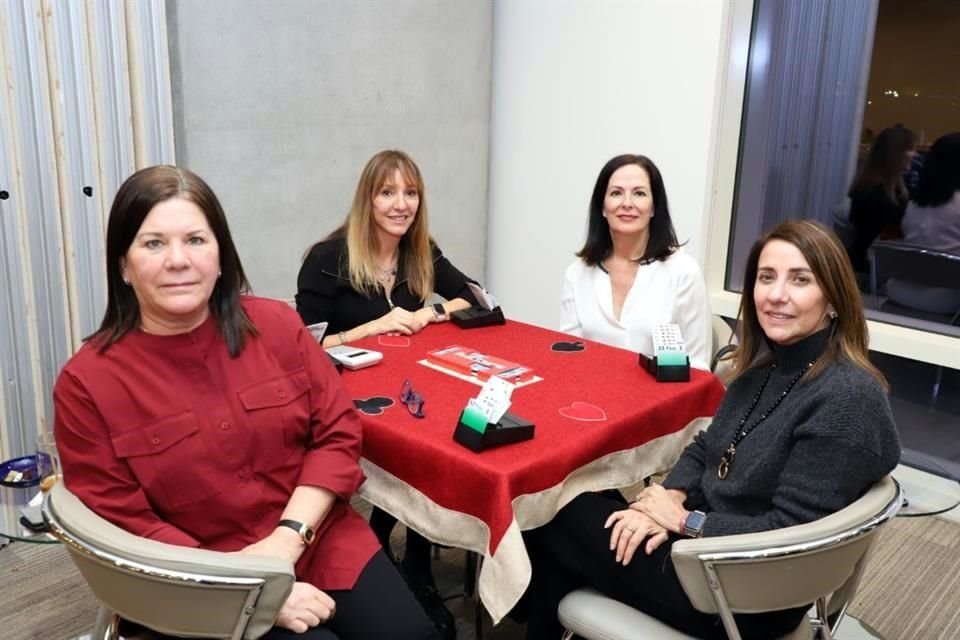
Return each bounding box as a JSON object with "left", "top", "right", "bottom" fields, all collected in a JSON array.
[
  {"left": 91, "top": 165, "right": 256, "bottom": 356},
  {"left": 912, "top": 132, "right": 960, "bottom": 207},
  {"left": 576, "top": 154, "right": 680, "bottom": 265}
]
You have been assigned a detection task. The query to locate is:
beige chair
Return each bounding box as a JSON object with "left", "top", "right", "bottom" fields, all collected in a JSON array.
[
  {"left": 42, "top": 482, "right": 295, "bottom": 640},
  {"left": 558, "top": 476, "right": 902, "bottom": 640}
]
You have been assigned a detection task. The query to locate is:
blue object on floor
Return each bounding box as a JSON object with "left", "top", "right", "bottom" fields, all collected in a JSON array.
[{"left": 0, "top": 455, "right": 41, "bottom": 488}]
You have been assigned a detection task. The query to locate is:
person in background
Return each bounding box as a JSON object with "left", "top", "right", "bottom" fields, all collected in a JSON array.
[
  {"left": 297, "top": 150, "right": 479, "bottom": 640},
  {"left": 560, "top": 154, "right": 711, "bottom": 369},
  {"left": 54, "top": 166, "right": 437, "bottom": 639},
  {"left": 887, "top": 132, "right": 960, "bottom": 314},
  {"left": 847, "top": 125, "right": 915, "bottom": 271},
  {"left": 526, "top": 220, "right": 900, "bottom": 639}
]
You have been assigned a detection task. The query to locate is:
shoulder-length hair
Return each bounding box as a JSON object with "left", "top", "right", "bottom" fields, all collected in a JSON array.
[
  {"left": 91, "top": 165, "right": 256, "bottom": 357},
  {"left": 576, "top": 154, "right": 680, "bottom": 266},
  {"left": 912, "top": 132, "right": 960, "bottom": 208},
  {"left": 849, "top": 126, "right": 915, "bottom": 203},
  {"left": 323, "top": 150, "right": 434, "bottom": 300},
  {"left": 733, "top": 220, "right": 887, "bottom": 389}
]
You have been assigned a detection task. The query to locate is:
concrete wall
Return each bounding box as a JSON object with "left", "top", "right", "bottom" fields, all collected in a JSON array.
[
  {"left": 487, "top": 0, "right": 728, "bottom": 329},
  {"left": 166, "top": 0, "right": 492, "bottom": 300}
]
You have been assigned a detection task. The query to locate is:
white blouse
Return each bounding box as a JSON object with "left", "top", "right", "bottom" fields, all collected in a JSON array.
[{"left": 559, "top": 249, "right": 712, "bottom": 370}]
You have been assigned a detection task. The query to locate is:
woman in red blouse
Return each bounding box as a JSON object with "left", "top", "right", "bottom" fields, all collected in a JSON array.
[{"left": 54, "top": 166, "right": 438, "bottom": 640}]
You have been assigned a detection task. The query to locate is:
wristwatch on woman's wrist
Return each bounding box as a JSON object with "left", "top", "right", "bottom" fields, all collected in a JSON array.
[
  {"left": 431, "top": 303, "right": 447, "bottom": 322},
  {"left": 681, "top": 510, "right": 707, "bottom": 538},
  {"left": 277, "top": 519, "right": 316, "bottom": 546}
]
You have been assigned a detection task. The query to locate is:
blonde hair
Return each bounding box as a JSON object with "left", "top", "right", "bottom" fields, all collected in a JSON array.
[
  {"left": 733, "top": 220, "right": 887, "bottom": 389},
  {"left": 334, "top": 150, "right": 435, "bottom": 299}
]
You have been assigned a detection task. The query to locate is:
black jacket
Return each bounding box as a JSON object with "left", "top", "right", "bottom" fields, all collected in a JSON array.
[
  {"left": 295, "top": 235, "right": 479, "bottom": 332},
  {"left": 848, "top": 184, "right": 906, "bottom": 271}
]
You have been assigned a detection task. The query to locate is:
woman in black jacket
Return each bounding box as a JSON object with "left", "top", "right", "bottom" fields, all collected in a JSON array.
[
  {"left": 296, "top": 150, "right": 479, "bottom": 640},
  {"left": 523, "top": 221, "right": 900, "bottom": 640}
]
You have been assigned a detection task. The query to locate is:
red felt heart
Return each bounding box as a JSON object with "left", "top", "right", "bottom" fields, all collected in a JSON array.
[
  {"left": 558, "top": 401, "right": 607, "bottom": 422},
  {"left": 378, "top": 335, "right": 411, "bottom": 348}
]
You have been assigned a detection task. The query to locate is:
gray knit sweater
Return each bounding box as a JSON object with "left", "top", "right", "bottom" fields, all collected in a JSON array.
[{"left": 662, "top": 329, "right": 901, "bottom": 537}]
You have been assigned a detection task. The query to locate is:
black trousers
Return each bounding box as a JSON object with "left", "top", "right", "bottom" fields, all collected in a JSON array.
[
  {"left": 524, "top": 492, "right": 808, "bottom": 640},
  {"left": 123, "top": 551, "right": 437, "bottom": 640},
  {"left": 369, "top": 506, "right": 434, "bottom": 587},
  {"left": 261, "top": 550, "right": 438, "bottom": 640}
]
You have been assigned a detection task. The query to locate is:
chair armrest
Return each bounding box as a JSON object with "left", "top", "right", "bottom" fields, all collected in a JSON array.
[
  {"left": 45, "top": 482, "right": 295, "bottom": 577},
  {"left": 671, "top": 476, "right": 900, "bottom": 613},
  {"left": 44, "top": 482, "right": 295, "bottom": 639},
  {"left": 558, "top": 588, "right": 694, "bottom": 640}
]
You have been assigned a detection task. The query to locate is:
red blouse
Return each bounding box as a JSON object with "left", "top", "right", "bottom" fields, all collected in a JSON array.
[{"left": 54, "top": 296, "right": 379, "bottom": 590}]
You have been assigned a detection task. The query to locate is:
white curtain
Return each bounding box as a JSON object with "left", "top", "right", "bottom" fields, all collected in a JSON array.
[
  {"left": 0, "top": 0, "right": 174, "bottom": 461},
  {"left": 727, "top": 0, "right": 878, "bottom": 290}
]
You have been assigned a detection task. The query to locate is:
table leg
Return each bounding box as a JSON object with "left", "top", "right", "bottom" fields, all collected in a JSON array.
[{"left": 464, "top": 551, "right": 485, "bottom": 640}]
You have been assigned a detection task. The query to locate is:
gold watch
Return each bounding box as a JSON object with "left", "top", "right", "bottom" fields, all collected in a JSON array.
[{"left": 277, "top": 519, "right": 316, "bottom": 545}]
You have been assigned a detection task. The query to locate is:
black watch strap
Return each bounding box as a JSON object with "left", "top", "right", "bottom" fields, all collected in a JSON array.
[{"left": 278, "top": 519, "right": 315, "bottom": 545}]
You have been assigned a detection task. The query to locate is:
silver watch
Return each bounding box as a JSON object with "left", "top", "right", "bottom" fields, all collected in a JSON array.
[{"left": 682, "top": 510, "right": 707, "bottom": 538}]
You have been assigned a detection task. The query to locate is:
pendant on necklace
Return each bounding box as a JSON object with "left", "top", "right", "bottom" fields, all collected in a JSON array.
[{"left": 717, "top": 445, "right": 736, "bottom": 480}]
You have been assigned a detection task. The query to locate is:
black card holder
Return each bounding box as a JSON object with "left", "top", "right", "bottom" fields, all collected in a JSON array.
[
  {"left": 450, "top": 305, "right": 506, "bottom": 329},
  {"left": 453, "top": 410, "right": 534, "bottom": 452},
  {"left": 638, "top": 353, "right": 691, "bottom": 382}
]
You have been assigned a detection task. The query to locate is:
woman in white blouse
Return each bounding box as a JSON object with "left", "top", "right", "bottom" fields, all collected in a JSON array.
[{"left": 560, "top": 154, "right": 711, "bottom": 369}]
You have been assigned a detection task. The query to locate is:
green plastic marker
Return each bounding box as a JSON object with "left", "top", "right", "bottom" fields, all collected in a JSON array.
[
  {"left": 656, "top": 351, "right": 687, "bottom": 366},
  {"left": 461, "top": 406, "right": 489, "bottom": 434}
]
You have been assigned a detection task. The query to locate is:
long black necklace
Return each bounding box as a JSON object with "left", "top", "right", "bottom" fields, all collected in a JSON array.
[{"left": 717, "top": 361, "right": 813, "bottom": 480}]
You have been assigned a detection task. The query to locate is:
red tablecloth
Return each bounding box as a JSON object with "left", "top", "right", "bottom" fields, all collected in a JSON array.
[{"left": 341, "top": 319, "right": 725, "bottom": 621}]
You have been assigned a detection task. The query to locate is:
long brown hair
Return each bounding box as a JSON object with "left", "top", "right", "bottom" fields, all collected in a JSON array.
[
  {"left": 849, "top": 125, "right": 914, "bottom": 203},
  {"left": 325, "top": 150, "right": 435, "bottom": 299},
  {"left": 733, "top": 220, "right": 887, "bottom": 389},
  {"left": 92, "top": 166, "right": 256, "bottom": 356}
]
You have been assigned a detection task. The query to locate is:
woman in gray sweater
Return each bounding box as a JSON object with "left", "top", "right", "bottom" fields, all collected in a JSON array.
[{"left": 524, "top": 220, "right": 901, "bottom": 640}]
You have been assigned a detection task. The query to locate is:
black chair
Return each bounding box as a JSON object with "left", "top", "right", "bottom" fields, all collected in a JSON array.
[
  {"left": 868, "top": 241, "right": 960, "bottom": 324},
  {"left": 869, "top": 241, "right": 960, "bottom": 399},
  {"left": 710, "top": 315, "right": 737, "bottom": 381}
]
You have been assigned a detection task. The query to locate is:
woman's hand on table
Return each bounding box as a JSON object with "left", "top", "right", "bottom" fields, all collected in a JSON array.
[
  {"left": 413, "top": 307, "right": 438, "bottom": 328},
  {"left": 630, "top": 484, "right": 689, "bottom": 535},
  {"left": 604, "top": 509, "right": 669, "bottom": 565},
  {"left": 368, "top": 307, "right": 427, "bottom": 336},
  {"left": 236, "top": 527, "right": 304, "bottom": 565},
  {"left": 276, "top": 582, "right": 336, "bottom": 632}
]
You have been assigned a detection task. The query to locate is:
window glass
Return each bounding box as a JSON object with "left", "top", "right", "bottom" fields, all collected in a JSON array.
[
  {"left": 727, "top": 0, "right": 959, "bottom": 340},
  {"left": 726, "top": 0, "right": 960, "bottom": 478}
]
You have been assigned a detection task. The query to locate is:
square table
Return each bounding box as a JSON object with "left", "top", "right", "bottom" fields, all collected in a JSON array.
[{"left": 339, "top": 320, "right": 725, "bottom": 623}]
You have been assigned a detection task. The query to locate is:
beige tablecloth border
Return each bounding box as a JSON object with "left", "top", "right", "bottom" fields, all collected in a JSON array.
[{"left": 358, "top": 416, "right": 711, "bottom": 624}]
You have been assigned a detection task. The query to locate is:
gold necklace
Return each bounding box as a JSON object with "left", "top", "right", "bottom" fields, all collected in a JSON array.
[{"left": 374, "top": 264, "right": 397, "bottom": 285}]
